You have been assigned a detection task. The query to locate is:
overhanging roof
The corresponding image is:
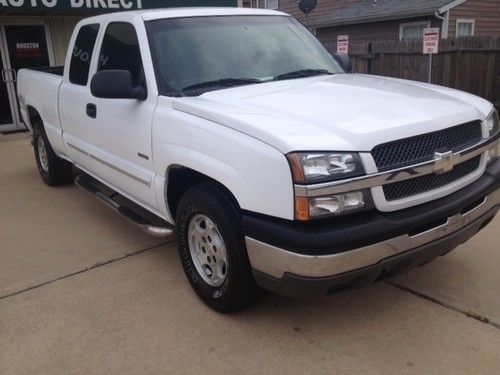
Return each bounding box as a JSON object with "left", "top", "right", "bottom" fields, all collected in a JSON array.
[{"left": 311, "top": 0, "right": 464, "bottom": 28}]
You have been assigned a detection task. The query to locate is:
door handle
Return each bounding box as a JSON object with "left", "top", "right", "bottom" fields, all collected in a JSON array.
[
  {"left": 1, "top": 69, "right": 16, "bottom": 83},
  {"left": 86, "top": 103, "right": 97, "bottom": 118},
  {"left": 8, "top": 69, "right": 17, "bottom": 83}
]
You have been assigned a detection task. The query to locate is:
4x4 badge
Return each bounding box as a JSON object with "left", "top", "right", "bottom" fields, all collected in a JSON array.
[{"left": 433, "top": 151, "right": 460, "bottom": 174}]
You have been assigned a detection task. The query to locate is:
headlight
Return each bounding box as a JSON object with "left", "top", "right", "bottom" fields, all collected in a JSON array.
[
  {"left": 485, "top": 109, "right": 499, "bottom": 137},
  {"left": 295, "top": 190, "right": 373, "bottom": 220},
  {"left": 485, "top": 109, "right": 499, "bottom": 165},
  {"left": 287, "top": 152, "right": 364, "bottom": 183}
]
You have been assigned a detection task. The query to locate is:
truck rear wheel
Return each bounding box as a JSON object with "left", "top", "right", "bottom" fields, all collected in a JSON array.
[
  {"left": 33, "top": 124, "right": 74, "bottom": 186},
  {"left": 175, "top": 183, "right": 261, "bottom": 312}
]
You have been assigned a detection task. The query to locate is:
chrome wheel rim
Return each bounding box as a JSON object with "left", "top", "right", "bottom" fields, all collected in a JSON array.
[
  {"left": 38, "top": 137, "right": 49, "bottom": 173},
  {"left": 188, "top": 214, "right": 228, "bottom": 287}
]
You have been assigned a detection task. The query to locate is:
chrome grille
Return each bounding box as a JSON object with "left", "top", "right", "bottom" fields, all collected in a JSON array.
[
  {"left": 383, "top": 155, "right": 481, "bottom": 201},
  {"left": 372, "top": 121, "right": 482, "bottom": 172}
]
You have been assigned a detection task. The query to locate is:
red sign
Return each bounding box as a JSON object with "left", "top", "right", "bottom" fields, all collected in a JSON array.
[
  {"left": 16, "top": 42, "right": 41, "bottom": 58},
  {"left": 423, "top": 28, "right": 439, "bottom": 54},
  {"left": 337, "top": 35, "right": 349, "bottom": 54}
]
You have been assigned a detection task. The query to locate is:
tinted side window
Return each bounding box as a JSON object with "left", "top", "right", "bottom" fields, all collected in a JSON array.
[
  {"left": 98, "top": 23, "right": 144, "bottom": 86},
  {"left": 69, "top": 24, "right": 99, "bottom": 85}
]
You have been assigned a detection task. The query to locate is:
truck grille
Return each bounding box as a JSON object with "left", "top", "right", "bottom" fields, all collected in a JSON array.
[
  {"left": 383, "top": 155, "right": 481, "bottom": 201},
  {"left": 372, "top": 121, "right": 482, "bottom": 172}
]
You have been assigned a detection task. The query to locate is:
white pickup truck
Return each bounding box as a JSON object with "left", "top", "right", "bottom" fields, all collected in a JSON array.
[{"left": 18, "top": 7, "right": 499, "bottom": 312}]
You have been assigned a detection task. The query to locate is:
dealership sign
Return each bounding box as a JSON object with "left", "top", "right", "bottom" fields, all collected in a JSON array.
[
  {"left": 0, "top": 0, "right": 237, "bottom": 13},
  {"left": 0, "top": 0, "right": 146, "bottom": 10}
]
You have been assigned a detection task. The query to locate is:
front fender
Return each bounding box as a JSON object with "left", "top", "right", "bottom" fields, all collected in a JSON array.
[{"left": 152, "top": 101, "right": 295, "bottom": 221}]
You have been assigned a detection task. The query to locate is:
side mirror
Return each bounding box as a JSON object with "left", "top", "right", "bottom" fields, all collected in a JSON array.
[
  {"left": 333, "top": 53, "right": 352, "bottom": 73},
  {"left": 90, "top": 70, "right": 147, "bottom": 100}
]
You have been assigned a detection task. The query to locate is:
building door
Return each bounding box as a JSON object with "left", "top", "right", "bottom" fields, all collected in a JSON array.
[
  {"left": 0, "top": 28, "right": 15, "bottom": 131},
  {"left": 0, "top": 45, "right": 14, "bottom": 131},
  {"left": 0, "top": 24, "right": 52, "bottom": 133}
]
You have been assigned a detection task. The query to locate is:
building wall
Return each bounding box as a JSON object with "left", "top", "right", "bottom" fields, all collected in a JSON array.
[
  {"left": 448, "top": 0, "right": 500, "bottom": 37},
  {"left": 49, "top": 16, "right": 83, "bottom": 65},
  {"left": 1, "top": 15, "right": 84, "bottom": 66},
  {"left": 278, "top": 0, "right": 500, "bottom": 41},
  {"left": 315, "top": 16, "right": 441, "bottom": 51},
  {"left": 277, "top": 0, "right": 362, "bottom": 24}
]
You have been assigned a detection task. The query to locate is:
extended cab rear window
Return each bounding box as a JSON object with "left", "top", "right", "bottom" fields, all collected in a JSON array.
[{"left": 69, "top": 24, "right": 100, "bottom": 86}]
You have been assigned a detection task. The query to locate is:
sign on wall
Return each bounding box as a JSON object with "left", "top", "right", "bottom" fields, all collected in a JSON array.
[
  {"left": 423, "top": 27, "right": 439, "bottom": 54},
  {"left": 0, "top": 0, "right": 237, "bottom": 14},
  {"left": 337, "top": 35, "right": 349, "bottom": 54}
]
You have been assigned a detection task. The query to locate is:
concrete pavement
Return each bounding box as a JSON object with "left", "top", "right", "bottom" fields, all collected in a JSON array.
[{"left": 1, "top": 134, "right": 499, "bottom": 374}]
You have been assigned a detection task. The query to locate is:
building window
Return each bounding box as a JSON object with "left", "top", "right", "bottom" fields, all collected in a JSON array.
[
  {"left": 265, "top": 0, "right": 278, "bottom": 9},
  {"left": 399, "top": 21, "right": 431, "bottom": 41},
  {"left": 456, "top": 19, "right": 475, "bottom": 37}
]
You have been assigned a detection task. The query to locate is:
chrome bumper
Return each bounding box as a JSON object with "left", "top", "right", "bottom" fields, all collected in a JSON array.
[{"left": 246, "top": 188, "right": 500, "bottom": 279}]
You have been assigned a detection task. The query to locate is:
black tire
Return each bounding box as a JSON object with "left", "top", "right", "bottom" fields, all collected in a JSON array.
[
  {"left": 175, "top": 183, "right": 262, "bottom": 313},
  {"left": 33, "top": 122, "right": 74, "bottom": 186}
]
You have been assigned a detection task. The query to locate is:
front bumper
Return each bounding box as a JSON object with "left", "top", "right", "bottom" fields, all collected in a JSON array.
[{"left": 244, "top": 159, "right": 500, "bottom": 298}]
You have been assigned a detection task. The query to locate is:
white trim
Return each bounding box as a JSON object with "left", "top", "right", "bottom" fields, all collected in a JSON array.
[
  {"left": 455, "top": 18, "right": 475, "bottom": 37},
  {"left": 264, "top": 0, "right": 279, "bottom": 9},
  {"left": 0, "top": 26, "right": 17, "bottom": 130},
  {"left": 399, "top": 20, "right": 431, "bottom": 40},
  {"left": 439, "top": 0, "right": 468, "bottom": 14},
  {"left": 441, "top": 10, "right": 450, "bottom": 39}
]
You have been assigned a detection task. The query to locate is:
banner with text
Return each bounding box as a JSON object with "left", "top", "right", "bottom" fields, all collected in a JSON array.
[{"left": 0, "top": 0, "right": 237, "bottom": 14}]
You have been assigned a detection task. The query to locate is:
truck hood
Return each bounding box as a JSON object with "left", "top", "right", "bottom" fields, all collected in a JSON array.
[{"left": 172, "top": 74, "right": 493, "bottom": 153}]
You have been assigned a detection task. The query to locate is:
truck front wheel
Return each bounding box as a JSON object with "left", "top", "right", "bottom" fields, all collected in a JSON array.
[
  {"left": 33, "top": 124, "right": 73, "bottom": 186},
  {"left": 175, "top": 183, "right": 261, "bottom": 312}
]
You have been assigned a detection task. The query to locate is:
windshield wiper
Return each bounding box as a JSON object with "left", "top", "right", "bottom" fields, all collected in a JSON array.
[
  {"left": 272, "top": 69, "right": 332, "bottom": 81},
  {"left": 182, "top": 78, "right": 263, "bottom": 94}
]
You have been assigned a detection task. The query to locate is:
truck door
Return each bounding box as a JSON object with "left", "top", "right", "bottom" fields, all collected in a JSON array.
[
  {"left": 60, "top": 23, "right": 100, "bottom": 168},
  {"left": 84, "top": 22, "right": 157, "bottom": 210}
]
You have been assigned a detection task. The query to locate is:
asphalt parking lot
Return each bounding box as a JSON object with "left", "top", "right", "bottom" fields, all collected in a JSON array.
[{"left": 1, "top": 133, "right": 499, "bottom": 374}]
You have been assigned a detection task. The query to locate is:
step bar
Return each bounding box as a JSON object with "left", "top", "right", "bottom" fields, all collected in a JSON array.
[{"left": 75, "top": 174, "right": 174, "bottom": 238}]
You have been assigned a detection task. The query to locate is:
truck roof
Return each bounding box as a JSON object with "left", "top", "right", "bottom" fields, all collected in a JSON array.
[{"left": 81, "top": 7, "right": 287, "bottom": 23}]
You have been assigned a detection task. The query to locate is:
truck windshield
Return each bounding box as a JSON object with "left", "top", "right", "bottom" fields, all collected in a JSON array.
[{"left": 146, "top": 15, "right": 343, "bottom": 96}]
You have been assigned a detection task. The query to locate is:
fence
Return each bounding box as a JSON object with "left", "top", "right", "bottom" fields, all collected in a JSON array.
[{"left": 325, "top": 36, "right": 500, "bottom": 108}]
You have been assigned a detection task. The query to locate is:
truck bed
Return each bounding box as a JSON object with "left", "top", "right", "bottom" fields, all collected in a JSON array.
[
  {"left": 27, "top": 66, "right": 64, "bottom": 76},
  {"left": 17, "top": 67, "right": 64, "bottom": 146}
]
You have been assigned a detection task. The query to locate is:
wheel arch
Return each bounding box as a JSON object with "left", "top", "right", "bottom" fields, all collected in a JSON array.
[
  {"left": 26, "top": 105, "right": 43, "bottom": 131},
  {"left": 166, "top": 165, "right": 242, "bottom": 220}
]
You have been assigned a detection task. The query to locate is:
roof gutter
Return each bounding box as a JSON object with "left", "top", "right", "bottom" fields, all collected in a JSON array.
[
  {"left": 434, "top": 9, "right": 450, "bottom": 39},
  {"left": 438, "top": 0, "right": 468, "bottom": 14}
]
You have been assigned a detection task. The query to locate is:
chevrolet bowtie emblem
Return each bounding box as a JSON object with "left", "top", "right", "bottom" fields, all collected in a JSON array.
[{"left": 433, "top": 151, "right": 460, "bottom": 174}]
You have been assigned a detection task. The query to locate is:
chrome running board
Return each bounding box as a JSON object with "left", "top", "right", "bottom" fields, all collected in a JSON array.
[{"left": 75, "top": 174, "right": 174, "bottom": 238}]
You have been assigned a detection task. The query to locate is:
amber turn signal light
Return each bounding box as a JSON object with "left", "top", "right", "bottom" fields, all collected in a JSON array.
[
  {"left": 295, "top": 196, "right": 310, "bottom": 221},
  {"left": 286, "top": 153, "right": 305, "bottom": 183}
]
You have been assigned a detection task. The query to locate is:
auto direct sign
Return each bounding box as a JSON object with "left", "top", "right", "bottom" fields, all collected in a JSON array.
[
  {"left": 0, "top": 0, "right": 236, "bottom": 13},
  {"left": 423, "top": 28, "right": 439, "bottom": 54}
]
